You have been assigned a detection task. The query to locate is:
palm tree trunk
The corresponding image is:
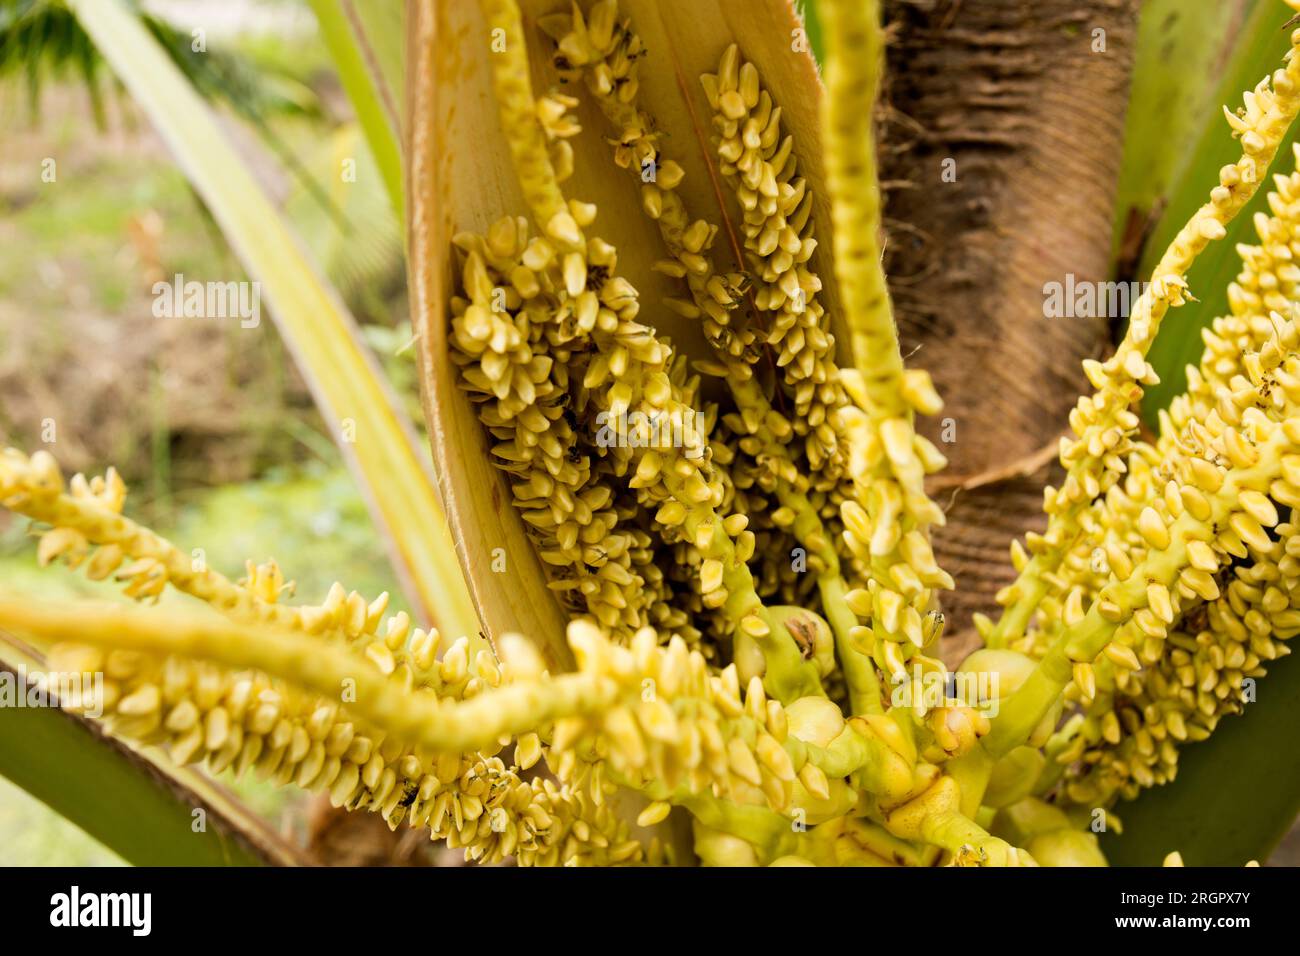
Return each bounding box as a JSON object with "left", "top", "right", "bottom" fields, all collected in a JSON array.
[{"left": 878, "top": 0, "right": 1140, "bottom": 651}]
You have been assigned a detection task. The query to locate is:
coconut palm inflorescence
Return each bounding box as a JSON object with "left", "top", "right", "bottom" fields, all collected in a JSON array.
[{"left": 5, "top": 0, "right": 1300, "bottom": 866}]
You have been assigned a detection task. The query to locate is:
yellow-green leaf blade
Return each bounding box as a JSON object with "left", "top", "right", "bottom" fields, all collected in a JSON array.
[{"left": 306, "top": 0, "right": 404, "bottom": 220}]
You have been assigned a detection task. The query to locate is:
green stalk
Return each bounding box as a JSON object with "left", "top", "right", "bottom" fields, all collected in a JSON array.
[
  {"left": 306, "top": 0, "right": 404, "bottom": 220},
  {"left": 818, "top": 574, "right": 883, "bottom": 715}
]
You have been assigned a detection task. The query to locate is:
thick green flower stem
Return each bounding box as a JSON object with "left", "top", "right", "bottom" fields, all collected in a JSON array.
[
  {"left": 819, "top": 0, "right": 896, "bottom": 397},
  {"left": 918, "top": 811, "right": 1011, "bottom": 867},
  {"left": 840, "top": 819, "right": 929, "bottom": 867},
  {"left": 986, "top": 570, "right": 1051, "bottom": 648},
  {"left": 984, "top": 646, "right": 1078, "bottom": 761},
  {"left": 735, "top": 626, "right": 824, "bottom": 704},
  {"left": 643, "top": 718, "right": 907, "bottom": 838},
  {"left": 701, "top": 506, "right": 823, "bottom": 702},
  {"left": 886, "top": 751, "right": 999, "bottom": 865},
  {"left": 677, "top": 791, "right": 923, "bottom": 866},
  {"left": 986, "top": 418, "right": 1298, "bottom": 757},
  {"left": 946, "top": 745, "right": 997, "bottom": 818},
  {"left": 676, "top": 792, "right": 793, "bottom": 858},
  {"left": 593, "top": 762, "right": 795, "bottom": 860},
  {"left": 0, "top": 599, "right": 615, "bottom": 755},
  {"left": 867, "top": 770, "right": 1014, "bottom": 864},
  {"left": 789, "top": 723, "right": 900, "bottom": 782},
  {"left": 818, "top": 575, "right": 884, "bottom": 714},
  {"left": 1031, "top": 717, "right": 1088, "bottom": 796},
  {"left": 872, "top": 750, "right": 998, "bottom": 868}
]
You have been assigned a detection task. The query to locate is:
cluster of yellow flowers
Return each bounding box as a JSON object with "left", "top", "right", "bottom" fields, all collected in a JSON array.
[
  {"left": 1047, "top": 162, "right": 1300, "bottom": 805},
  {"left": 9, "top": 471, "right": 657, "bottom": 864},
  {"left": 450, "top": 220, "right": 692, "bottom": 641},
  {"left": 5, "top": 0, "right": 1300, "bottom": 868}
]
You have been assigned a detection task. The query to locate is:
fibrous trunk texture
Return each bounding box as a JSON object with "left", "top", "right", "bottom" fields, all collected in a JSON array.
[{"left": 878, "top": 0, "right": 1140, "bottom": 651}]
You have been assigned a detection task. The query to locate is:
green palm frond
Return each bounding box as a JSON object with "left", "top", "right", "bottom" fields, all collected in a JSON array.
[{"left": 0, "top": 0, "right": 319, "bottom": 124}]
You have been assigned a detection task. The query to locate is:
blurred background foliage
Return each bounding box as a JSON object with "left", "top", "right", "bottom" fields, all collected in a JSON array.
[{"left": 0, "top": 0, "right": 409, "bottom": 864}]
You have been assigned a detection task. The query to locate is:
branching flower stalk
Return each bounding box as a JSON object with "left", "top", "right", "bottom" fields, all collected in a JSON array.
[
  {"left": 544, "top": 2, "right": 885, "bottom": 712},
  {"left": 989, "top": 27, "right": 1300, "bottom": 650},
  {"left": 971, "top": 21, "right": 1300, "bottom": 818},
  {"left": 6, "top": 0, "right": 1300, "bottom": 867}
]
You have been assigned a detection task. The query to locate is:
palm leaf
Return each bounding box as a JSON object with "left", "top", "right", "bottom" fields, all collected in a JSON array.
[
  {"left": 0, "top": 0, "right": 321, "bottom": 122},
  {"left": 1111, "top": 0, "right": 1258, "bottom": 269},
  {"left": 306, "top": 0, "right": 404, "bottom": 220}
]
